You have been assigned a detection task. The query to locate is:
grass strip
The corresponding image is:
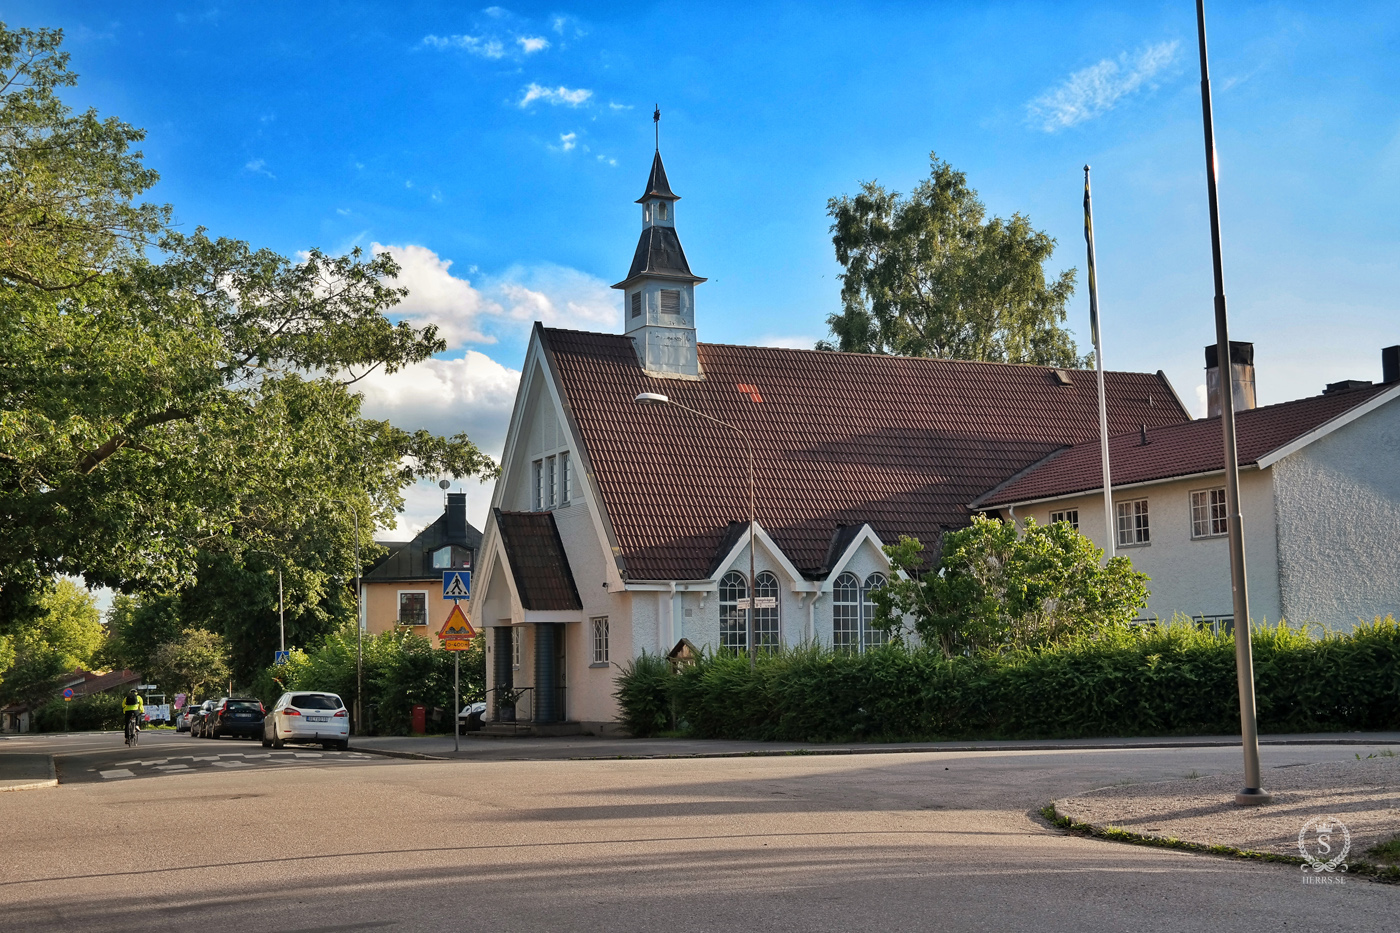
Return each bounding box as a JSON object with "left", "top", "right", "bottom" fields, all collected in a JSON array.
[{"left": 1040, "top": 803, "right": 1400, "bottom": 885}]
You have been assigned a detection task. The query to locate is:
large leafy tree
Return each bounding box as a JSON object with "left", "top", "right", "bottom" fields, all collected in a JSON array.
[
  {"left": 0, "top": 577, "right": 102, "bottom": 707},
  {"left": 0, "top": 24, "right": 497, "bottom": 624},
  {"left": 819, "top": 153, "right": 1086, "bottom": 367},
  {"left": 148, "top": 628, "right": 231, "bottom": 701},
  {"left": 872, "top": 517, "right": 1149, "bottom": 658}
]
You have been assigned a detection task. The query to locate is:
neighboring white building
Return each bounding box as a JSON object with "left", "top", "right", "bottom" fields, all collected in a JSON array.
[
  {"left": 974, "top": 359, "right": 1400, "bottom": 632},
  {"left": 473, "top": 146, "right": 1195, "bottom": 733}
]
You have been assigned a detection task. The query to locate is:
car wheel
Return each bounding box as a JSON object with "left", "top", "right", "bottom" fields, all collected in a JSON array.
[
  {"left": 271, "top": 725, "right": 284, "bottom": 749},
  {"left": 337, "top": 740, "right": 350, "bottom": 752}
]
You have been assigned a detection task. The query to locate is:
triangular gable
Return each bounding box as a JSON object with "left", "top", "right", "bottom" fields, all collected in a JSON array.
[
  {"left": 704, "top": 521, "right": 808, "bottom": 589},
  {"left": 1257, "top": 382, "right": 1400, "bottom": 468},
  {"left": 819, "top": 523, "right": 888, "bottom": 592}
]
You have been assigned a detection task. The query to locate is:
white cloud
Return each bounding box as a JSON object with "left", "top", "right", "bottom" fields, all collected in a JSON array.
[
  {"left": 518, "top": 36, "right": 549, "bottom": 53},
  {"left": 608, "top": 101, "right": 633, "bottom": 111},
  {"left": 519, "top": 83, "right": 592, "bottom": 108},
  {"left": 357, "top": 350, "right": 519, "bottom": 451},
  {"left": 757, "top": 335, "right": 820, "bottom": 350},
  {"left": 1194, "top": 383, "right": 1209, "bottom": 418},
  {"left": 559, "top": 131, "right": 577, "bottom": 151},
  {"left": 596, "top": 154, "right": 617, "bottom": 166},
  {"left": 335, "top": 207, "right": 352, "bottom": 216},
  {"left": 244, "top": 158, "right": 274, "bottom": 178},
  {"left": 387, "top": 476, "right": 498, "bottom": 538},
  {"left": 1028, "top": 40, "right": 1180, "bottom": 132},
  {"left": 374, "top": 242, "right": 502, "bottom": 347},
  {"left": 490, "top": 263, "right": 620, "bottom": 330},
  {"left": 421, "top": 34, "right": 506, "bottom": 58}
]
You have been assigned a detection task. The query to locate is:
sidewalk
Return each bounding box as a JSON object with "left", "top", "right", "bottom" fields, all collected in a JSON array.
[
  {"left": 1053, "top": 754, "right": 1400, "bottom": 874},
  {"left": 350, "top": 730, "right": 1400, "bottom": 762},
  {"left": 0, "top": 754, "right": 57, "bottom": 792}
]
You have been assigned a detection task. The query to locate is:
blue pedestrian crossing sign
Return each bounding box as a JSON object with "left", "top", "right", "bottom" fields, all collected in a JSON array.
[
  {"left": 443, "top": 570, "right": 471, "bottom": 600},
  {"left": 274, "top": 650, "right": 290, "bottom": 666}
]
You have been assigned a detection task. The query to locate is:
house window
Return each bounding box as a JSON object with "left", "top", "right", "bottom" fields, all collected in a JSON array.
[
  {"left": 658, "top": 202, "right": 668, "bottom": 220},
  {"left": 559, "top": 451, "right": 571, "bottom": 504},
  {"left": 659, "top": 289, "right": 680, "bottom": 315},
  {"left": 531, "top": 459, "right": 544, "bottom": 510},
  {"left": 1050, "top": 509, "right": 1080, "bottom": 530},
  {"left": 512, "top": 629, "right": 521, "bottom": 669},
  {"left": 832, "top": 572, "right": 860, "bottom": 652},
  {"left": 1191, "top": 488, "right": 1228, "bottom": 539},
  {"left": 431, "top": 545, "right": 472, "bottom": 569},
  {"left": 754, "top": 571, "right": 780, "bottom": 653},
  {"left": 1193, "top": 614, "right": 1234, "bottom": 636},
  {"left": 398, "top": 591, "right": 427, "bottom": 626},
  {"left": 591, "top": 616, "right": 609, "bottom": 665},
  {"left": 1116, "top": 498, "right": 1150, "bottom": 547},
  {"left": 631, "top": 291, "right": 641, "bottom": 318},
  {"left": 545, "top": 455, "right": 557, "bottom": 509},
  {"left": 719, "top": 570, "right": 748, "bottom": 654},
  {"left": 862, "top": 573, "right": 888, "bottom": 651}
]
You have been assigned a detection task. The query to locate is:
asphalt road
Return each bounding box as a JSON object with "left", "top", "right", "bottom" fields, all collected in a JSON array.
[{"left": 2, "top": 737, "right": 1396, "bottom": 932}]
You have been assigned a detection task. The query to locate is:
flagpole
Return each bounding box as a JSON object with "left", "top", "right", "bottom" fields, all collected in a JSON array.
[
  {"left": 1196, "top": 0, "right": 1270, "bottom": 806},
  {"left": 1083, "top": 166, "right": 1115, "bottom": 560}
]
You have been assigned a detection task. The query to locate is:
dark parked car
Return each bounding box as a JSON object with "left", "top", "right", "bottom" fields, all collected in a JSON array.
[
  {"left": 206, "top": 697, "right": 265, "bottom": 739},
  {"left": 459, "top": 702, "right": 486, "bottom": 733},
  {"left": 190, "top": 699, "right": 218, "bottom": 738}
]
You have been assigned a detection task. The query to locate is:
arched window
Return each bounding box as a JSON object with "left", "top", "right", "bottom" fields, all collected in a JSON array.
[
  {"left": 862, "top": 572, "right": 888, "bottom": 651},
  {"left": 832, "top": 572, "right": 860, "bottom": 652},
  {"left": 719, "top": 570, "right": 748, "bottom": 654},
  {"left": 754, "top": 571, "right": 780, "bottom": 653}
]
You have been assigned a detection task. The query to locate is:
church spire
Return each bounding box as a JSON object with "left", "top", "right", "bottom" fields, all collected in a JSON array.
[{"left": 613, "top": 125, "right": 704, "bottom": 379}]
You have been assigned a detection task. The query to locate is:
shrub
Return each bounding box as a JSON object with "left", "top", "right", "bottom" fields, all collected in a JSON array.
[
  {"left": 616, "top": 617, "right": 1400, "bottom": 742},
  {"left": 613, "top": 653, "right": 678, "bottom": 737},
  {"left": 32, "top": 693, "right": 124, "bottom": 732}
]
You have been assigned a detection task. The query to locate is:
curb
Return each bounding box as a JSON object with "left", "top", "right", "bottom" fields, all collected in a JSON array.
[
  {"left": 0, "top": 755, "right": 57, "bottom": 792},
  {"left": 351, "top": 746, "right": 449, "bottom": 761}
]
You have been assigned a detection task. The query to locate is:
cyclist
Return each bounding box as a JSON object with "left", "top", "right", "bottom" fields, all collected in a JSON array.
[{"left": 122, "top": 689, "right": 144, "bottom": 744}]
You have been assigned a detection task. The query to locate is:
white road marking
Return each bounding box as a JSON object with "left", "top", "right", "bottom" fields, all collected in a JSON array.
[
  {"left": 211, "top": 760, "right": 249, "bottom": 768},
  {"left": 100, "top": 769, "right": 135, "bottom": 780},
  {"left": 156, "top": 765, "right": 191, "bottom": 771}
]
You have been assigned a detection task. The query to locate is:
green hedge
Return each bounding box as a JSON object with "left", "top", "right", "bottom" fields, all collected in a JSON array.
[
  {"left": 32, "top": 693, "right": 124, "bottom": 732},
  {"left": 246, "top": 628, "right": 486, "bottom": 735},
  {"left": 616, "top": 618, "right": 1400, "bottom": 741}
]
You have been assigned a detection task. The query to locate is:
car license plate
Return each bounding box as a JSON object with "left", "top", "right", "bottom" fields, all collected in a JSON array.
[
  {"left": 307, "top": 716, "right": 328, "bottom": 723},
  {"left": 235, "top": 713, "right": 251, "bottom": 718}
]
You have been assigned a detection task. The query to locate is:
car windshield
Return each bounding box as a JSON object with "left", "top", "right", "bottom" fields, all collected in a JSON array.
[
  {"left": 227, "top": 700, "right": 261, "bottom": 711},
  {"left": 290, "top": 694, "right": 342, "bottom": 710}
]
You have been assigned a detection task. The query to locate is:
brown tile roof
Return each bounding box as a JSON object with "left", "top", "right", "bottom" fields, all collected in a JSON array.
[
  {"left": 495, "top": 509, "right": 583, "bottom": 610},
  {"left": 541, "top": 327, "right": 1191, "bottom": 580},
  {"left": 975, "top": 383, "right": 1393, "bottom": 507}
]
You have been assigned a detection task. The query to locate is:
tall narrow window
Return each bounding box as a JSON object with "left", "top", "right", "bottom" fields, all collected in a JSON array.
[
  {"left": 660, "top": 289, "right": 680, "bottom": 315},
  {"left": 591, "top": 616, "right": 609, "bottom": 665},
  {"left": 631, "top": 292, "right": 642, "bottom": 318},
  {"left": 862, "top": 573, "right": 888, "bottom": 651},
  {"left": 832, "top": 572, "right": 860, "bottom": 653},
  {"left": 1116, "top": 499, "right": 1150, "bottom": 546},
  {"left": 658, "top": 202, "right": 668, "bottom": 220},
  {"left": 531, "top": 460, "right": 544, "bottom": 510},
  {"left": 512, "top": 630, "right": 521, "bottom": 669},
  {"left": 719, "top": 571, "right": 748, "bottom": 654},
  {"left": 1190, "top": 488, "right": 1228, "bottom": 539},
  {"left": 545, "top": 456, "right": 557, "bottom": 509},
  {"left": 754, "top": 571, "right": 780, "bottom": 653},
  {"left": 559, "top": 451, "right": 572, "bottom": 504}
]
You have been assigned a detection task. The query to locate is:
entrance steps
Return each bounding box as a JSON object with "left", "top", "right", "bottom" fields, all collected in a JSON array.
[{"left": 474, "top": 720, "right": 583, "bottom": 738}]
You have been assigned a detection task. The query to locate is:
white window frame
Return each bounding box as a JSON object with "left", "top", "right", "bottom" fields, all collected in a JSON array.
[
  {"left": 719, "top": 571, "right": 748, "bottom": 654},
  {"left": 1049, "top": 509, "right": 1080, "bottom": 530},
  {"left": 531, "top": 459, "right": 544, "bottom": 510},
  {"left": 591, "top": 616, "right": 609, "bottom": 666},
  {"left": 862, "top": 573, "right": 888, "bottom": 651},
  {"left": 832, "top": 572, "right": 861, "bottom": 653},
  {"left": 1116, "top": 498, "right": 1151, "bottom": 547},
  {"left": 397, "top": 590, "right": 429, "bottom": 626},
  {"left": 512, "top": 629, "right": 521, "bottom": 670},
  {"left": 1190, "top": 487, "right": 1228, "bottom": 539},
  {"left": 545, "top": 455, "right": 557, "bottom": 509},
  {"left": 559, "top": 451, "right": 571, "bottom": 505},
  {"left": 753, "top": 571, "right": 780, "bottom": 653}
]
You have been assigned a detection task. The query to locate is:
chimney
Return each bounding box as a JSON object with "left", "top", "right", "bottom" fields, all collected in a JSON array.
[
  {"left": 446, "top": 492, "right": 467, "bottom": 542},
  {"left": 1384, "top": 345, "right": 1399, "bottom": 385},
  {"left": 1205, "top": 341, "right": 1256, "bottom": 418}
]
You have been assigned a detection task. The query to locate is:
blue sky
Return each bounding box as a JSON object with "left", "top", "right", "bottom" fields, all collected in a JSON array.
[{"left": 9, "top": 1, "right": 1399, "bottom": 532}]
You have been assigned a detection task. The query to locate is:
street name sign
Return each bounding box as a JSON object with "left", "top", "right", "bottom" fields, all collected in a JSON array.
[
  {"left": 443, "top": 571, "right": 471, "bottom": 600},
  {"left": 735, "top": 597, "right": 777, "bottom": 610}
]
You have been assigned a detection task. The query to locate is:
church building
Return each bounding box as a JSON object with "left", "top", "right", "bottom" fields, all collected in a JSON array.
[{"left": 472, "top": 144, "right": 1193, "bottom": 733}]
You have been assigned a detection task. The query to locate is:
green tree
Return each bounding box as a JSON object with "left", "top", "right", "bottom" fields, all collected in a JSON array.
[
  {"left": 0, "top": 577, "right": 103, "bottom": 707},
  {"left": 0, "top": 24, "right": 497, "bottom": 622},
  {"left": 148, "top": 627, "right": 231, "bottom": 701},
  {"left": 872, "top": 516, "right": 1150, "bottom": 658},
  {"left": 819, "top": 153, "right": 1085, "bottom": 366}
]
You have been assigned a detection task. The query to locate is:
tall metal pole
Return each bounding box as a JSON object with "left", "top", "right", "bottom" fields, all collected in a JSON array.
[
  {"left": 353, "top": 507, "right": 363, "bottom": 737},
  {"left": 746, "top": 433, "right": 757, "bottom": 672},
  {"left": 1196, "top": 0, "right": 1270, "bottom": 806},
  {"left": 453, "top": 648, "right": 460, "bottom": 753},
  {"left": 278, "top": 568, "right": 285, "bottom": 653},
  {"left": 1083, "top": 166, "right": 1116, "bottom": 560}
]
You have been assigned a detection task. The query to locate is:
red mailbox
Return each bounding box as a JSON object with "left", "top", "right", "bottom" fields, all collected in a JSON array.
[{"left": 411, "top": 704, "right": 426, "bottom": 735}]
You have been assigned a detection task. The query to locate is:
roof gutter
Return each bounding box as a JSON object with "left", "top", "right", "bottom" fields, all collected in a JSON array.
[{"left": 976, "top": 463, "right": 1261, "bottom": 511}]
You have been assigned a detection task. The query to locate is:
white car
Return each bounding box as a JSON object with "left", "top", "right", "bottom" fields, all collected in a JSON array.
[{"left": 262, "top": 691, "right": 350, "bottom": 751}]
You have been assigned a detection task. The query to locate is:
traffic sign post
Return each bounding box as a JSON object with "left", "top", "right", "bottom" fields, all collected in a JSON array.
[
  {"left": 62, "top": 688, "right": 74, "bottom": 700},
  {"left": 440, "top": 575, "right": 474, "bottom": 753},
  {"left": 442, "top": 571, "right": 471, "bottom": 600},
  {"left": 274, "top": 650, "right": 290, "bottom": 666}
]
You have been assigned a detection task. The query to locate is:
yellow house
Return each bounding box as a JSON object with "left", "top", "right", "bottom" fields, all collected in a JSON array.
[{"left": 362, "top": 492, "right": 481, "bottom": 638}]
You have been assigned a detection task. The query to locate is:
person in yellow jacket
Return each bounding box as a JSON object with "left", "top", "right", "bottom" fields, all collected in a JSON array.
[{"left": 121, "top": 689, "right": 144, "bottom": 741}]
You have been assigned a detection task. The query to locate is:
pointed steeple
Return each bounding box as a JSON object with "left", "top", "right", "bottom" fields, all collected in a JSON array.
[
  {"left": 613, "top": 135, "right": 704, "bottom": 379},
  {"left": 636, "top": 150, "right": 679, "bottom": 203}
]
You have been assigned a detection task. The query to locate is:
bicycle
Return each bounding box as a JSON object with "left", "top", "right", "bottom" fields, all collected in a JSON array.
[{"left": 125, "top": 713, "right": 140, "bottom": 747}]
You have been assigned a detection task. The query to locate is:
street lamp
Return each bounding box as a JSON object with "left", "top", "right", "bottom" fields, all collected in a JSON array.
[{"left": 633, "top": 392, "right": 759, "bottom": 670}]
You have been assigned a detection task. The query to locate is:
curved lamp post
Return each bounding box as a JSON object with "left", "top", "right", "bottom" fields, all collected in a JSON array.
[{"left": 634, "top": 392, "right": 758, "bottom": 670}]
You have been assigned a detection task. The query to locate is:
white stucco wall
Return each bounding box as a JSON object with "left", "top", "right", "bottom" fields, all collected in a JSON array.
[
  {"left": 1015, "top": 468, "right": 1282, "bottom": 624},
  {"left": 1272, "top": 396, "right": 1400, "bottom": 629}
]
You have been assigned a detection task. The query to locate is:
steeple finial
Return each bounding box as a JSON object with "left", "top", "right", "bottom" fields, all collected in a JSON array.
[{"left": 653, "top": 104, "right": 660, "bottom": 151}]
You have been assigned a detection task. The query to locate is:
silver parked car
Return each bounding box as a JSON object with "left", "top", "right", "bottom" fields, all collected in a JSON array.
[{"left": 263, "top": 691, "right": 350, "bottom": 751}]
